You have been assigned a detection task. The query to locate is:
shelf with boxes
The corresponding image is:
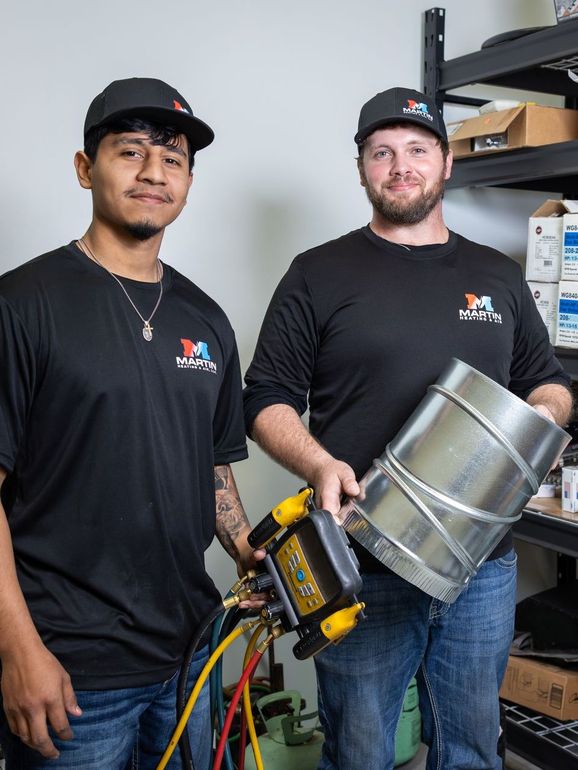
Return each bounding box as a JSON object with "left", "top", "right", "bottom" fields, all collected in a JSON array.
[
  {"left": 424, "top": 8, "right": 578, "bottom": 195},
  {"left": 445, "top": 141, "right": 578, "bottom": 195},
  {"left": 527, "top": 198, "right": 578, "bottom": 357},
  {"left": 423, "top": 9, "right": 578, "bottom": 768},
  {"left": 424, "top": 8, "right": 578, "bottom": 364},
  {"left": 423, "top": 8, "right": 578, "bottom": 197}
]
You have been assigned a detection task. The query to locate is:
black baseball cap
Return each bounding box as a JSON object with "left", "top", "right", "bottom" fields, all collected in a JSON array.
[
  {"left": 84, "top": 77, "right": 214, "bottom": 152},
  {"left": 355, "top": 87, "right": 447, "bottom": 146}
]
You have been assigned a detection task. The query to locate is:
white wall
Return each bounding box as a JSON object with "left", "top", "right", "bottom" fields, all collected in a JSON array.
[{"left": 1, "top": 0, "right": 560, "bottom": 710}]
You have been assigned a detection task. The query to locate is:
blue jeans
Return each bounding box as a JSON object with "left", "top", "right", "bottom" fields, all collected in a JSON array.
[
  {"left": 0, "top": 646, "right": 211, "bottom": 770},
  {"left": 315, "top": 550, "right": 517, "bottom": 770}
]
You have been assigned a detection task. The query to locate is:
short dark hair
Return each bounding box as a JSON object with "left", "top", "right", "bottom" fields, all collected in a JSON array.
[
  {"left": 84, "top": 117, "right": 195, "bottom": 170},
  {"left": 356, "top": 122, "right": 450, "bottom": 163}
]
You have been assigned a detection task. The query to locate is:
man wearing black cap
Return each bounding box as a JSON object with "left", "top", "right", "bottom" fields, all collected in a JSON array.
[
  {"left": 243, "top": 87, "right": 572, "bottom": 769},
  {"left": 0, "top": 77, "right": 258, "bottom": 768}
]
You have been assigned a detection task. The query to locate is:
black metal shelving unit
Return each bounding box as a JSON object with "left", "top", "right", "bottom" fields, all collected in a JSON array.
[
  {"left": 447, "top": 141, "right": 578, "bottom": 194},
  {"left": 423, "top": 9, "right": 578, "bottom": 767},
  {"left": 424, "top": 7, "right": 578, "bottom": 193},
  {"left": 424, "top": 9, "right": 578, "bottom": 102},
  {"left": 502, "top": 701, "right": 578, "bottom": 769},
  {"left": 556, "top": 348, "right": 578, "bottom": 380},
  {"left": 514, "top": 507, "right": 578, "bottom": 560}
]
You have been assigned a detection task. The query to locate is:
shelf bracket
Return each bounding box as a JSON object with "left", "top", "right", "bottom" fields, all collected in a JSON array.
[
  {"left": 557, "top": 552, "right": 576, "bottom": 585},
  {"left": 423, "top": 7, "right": 446, "bottom": 113}
]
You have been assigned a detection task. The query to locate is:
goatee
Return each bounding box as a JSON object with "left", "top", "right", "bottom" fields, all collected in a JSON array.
[{"left": 125, "top": 220, "right": 163, "bottom": 241}]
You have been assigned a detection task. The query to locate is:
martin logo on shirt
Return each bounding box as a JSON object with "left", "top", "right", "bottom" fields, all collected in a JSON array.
[
  {"left": 459, "top": 294, "right": 502, "bottom": 324},
  {"left": 176, "top": 339, "right": 218, "bottom": 373}
]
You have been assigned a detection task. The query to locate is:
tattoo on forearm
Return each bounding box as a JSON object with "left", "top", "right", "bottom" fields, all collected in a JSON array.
[
  {"left": 214, "top": 466, "right": 230, "bottom": 492},
  {"left": 214, "top": 465, "right": 250, "bottom": 559}
]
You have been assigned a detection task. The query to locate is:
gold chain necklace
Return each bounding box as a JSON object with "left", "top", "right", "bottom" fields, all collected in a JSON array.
[{"left": 78, "top": 238, "right": 163, "bottom": 342}]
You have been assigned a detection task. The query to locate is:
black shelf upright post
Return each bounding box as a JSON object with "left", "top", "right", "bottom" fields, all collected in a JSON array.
[{"left": 423, "top": 7, "right": 446, "bottom": 113}]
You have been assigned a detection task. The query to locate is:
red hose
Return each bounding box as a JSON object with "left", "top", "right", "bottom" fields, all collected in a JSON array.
[
  {"left": 213, "top": 650, "right": 263, "bottom": 770},
  {"left": 238, "top": 705, "right": 248, "bottom": 770},
  {"left": 237, "top": 659, "right": 261, "bottom": 770}
]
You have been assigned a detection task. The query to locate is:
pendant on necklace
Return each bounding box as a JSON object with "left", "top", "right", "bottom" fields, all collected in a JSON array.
[{"left": 143, "top": 323, "right": 153, "bottom": 342}]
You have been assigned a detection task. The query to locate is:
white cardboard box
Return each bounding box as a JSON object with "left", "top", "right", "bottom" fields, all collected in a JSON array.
[
  {"left": 562, "top": 200, "right": 578, "bottom": 279},
  {"left": 556, "top": 281, "right": 578, "bottom": 348},
  {"left": 562, "top": 467, "right": 578, "bottom": 513},
  {"left": 526, "top": 200, "right": 564, "bottom": 282},
  {"left": 527, "top": 281, "right": 558, "bottom": 344}
]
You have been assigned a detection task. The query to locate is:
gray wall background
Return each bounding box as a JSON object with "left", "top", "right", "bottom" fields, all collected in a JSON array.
[{"left": 0, "top": 0, "right": 563, "bottom": 708}]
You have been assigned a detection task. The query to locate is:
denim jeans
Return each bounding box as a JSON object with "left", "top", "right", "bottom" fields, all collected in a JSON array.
[
  {"left": 315, "top": 550, "right": 517, "bottom": 770},
  {"left": 0, "top": 645, "right": 211, "bottom": 770}
]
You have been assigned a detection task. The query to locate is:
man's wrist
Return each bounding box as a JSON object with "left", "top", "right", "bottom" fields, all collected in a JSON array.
[{"left": 308, "top": 451, "right": 337, "bottom": 483}]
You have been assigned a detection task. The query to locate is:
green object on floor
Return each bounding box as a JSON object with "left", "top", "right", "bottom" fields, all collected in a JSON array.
[
  {"left": 243, "top": 680, "right": 421, "bottom": 769},
  {"left": 243, "top": 690, "right": 324, "bottom": 770},
  {"left": 394, "top": 678, "right": 422, "bottom": 767}
]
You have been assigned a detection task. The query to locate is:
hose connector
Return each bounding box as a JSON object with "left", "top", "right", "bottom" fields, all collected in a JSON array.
[
  {"left": 247, "top": 572, "right": 274, "bottom": 593},
  {"left": 222, "top": 594, "right": 241, "bottom": 610}
]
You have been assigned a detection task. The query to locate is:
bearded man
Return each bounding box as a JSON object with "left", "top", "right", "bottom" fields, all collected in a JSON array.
[{"left": 242, "top": 87, "right": 572, "bottom": 770}]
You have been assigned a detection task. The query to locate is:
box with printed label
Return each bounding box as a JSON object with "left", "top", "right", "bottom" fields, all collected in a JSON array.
[
  {"left": 562, "top": 467, "right": 578, "bottom": 513},
  {"left": 447, "top": 104, "right": 578, "bottom": 159},
  {"left": 500, "top": 655, "right": 578, "bottom": 720},
  {"left": 562, "top": 199, "right": 578, "bottom": 279},
  {"left": 526, "top": 200, "right": 564, "bottom": 281},
  {"left": 556, "top": 281, "right": 578, "bottom": 348},
  {"left": 527, "top": 281, "right": 558, "bottom": 344},
  {"left": 553, "top": 0, "right": 578, "bottom": 23}
]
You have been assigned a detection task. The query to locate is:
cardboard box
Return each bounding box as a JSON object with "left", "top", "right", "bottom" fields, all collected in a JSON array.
[
  {"left": 500, "top": 655, "right": 578, "bottom": 720},
  {"left": 562, "top": 200, "right": 578, "bottom": 279},
  {"left": 556, "top": 281, "right": 578, "bottom": 348},
  {"left": 526, "top": 199, "right": 578, "bottom": 281},
  {"left": 527, "top": 281, "right": 558, "bottom": 344},
  {"left": 447, "top": 104, "right": 578, "bottom": 159},
  {"left": 526, "top": 200, "right": 564, "bottom": 281},
  {"left": 562, "top": 467, "right": 578, "bottom": 512}
]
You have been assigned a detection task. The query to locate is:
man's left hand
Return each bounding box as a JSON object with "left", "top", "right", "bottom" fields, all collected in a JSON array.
[{"left": 234, "top": 531, "right": 268, "bottom": 609}]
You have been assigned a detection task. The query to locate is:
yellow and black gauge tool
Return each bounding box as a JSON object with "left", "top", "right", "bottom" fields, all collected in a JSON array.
[
  {"left": 248, "top": 487, "right": 313, "bottom": 549},
  {"left": 249, "top": 507, "right": 365, "bottom": 660}
]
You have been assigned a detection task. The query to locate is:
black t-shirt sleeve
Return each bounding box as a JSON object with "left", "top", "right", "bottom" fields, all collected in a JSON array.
[
  {"left": 509, "top": 268, "right": 571, "bottom": 399},
  {"left": 243, "top": 259, "right": 319, "bottom": 435},
  {"left": 0, "top": 297, "right": 36, "bottom": 474},
  {"left": 213, "top": 334, "right": 249, "bottom": 465}
]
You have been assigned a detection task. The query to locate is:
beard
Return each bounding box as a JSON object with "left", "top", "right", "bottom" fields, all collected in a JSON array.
[
  {"left": 364, "top": 169, "right": 446, "bottom": 226},
  {"left": 124, "top": 220, "right": 163, "bottom": 241}
]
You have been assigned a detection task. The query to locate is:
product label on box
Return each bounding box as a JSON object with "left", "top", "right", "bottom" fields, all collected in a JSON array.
[
  {"left": 562, "top": 467, "right": 578, "bottom": 512},
  {"left": 535, "top": 238, "right": 561, "bottom": 267},
  {"left": 564, "top": 230, "right": 578, "bottom": 252},
  {"left": 527, "top": 217, "right": 563, "bottom": 282},
  {"left": 562, "top": 218, "right": 578, "bottom": 278},
  {"left": 473, "top": 133, "right": 508, "bottom": 152},
  {"left": 528, "top": 282, "right": 558, "bottom": 344},
  {"left": 556, "top": 284, "right": 578, "bottom": 347}
]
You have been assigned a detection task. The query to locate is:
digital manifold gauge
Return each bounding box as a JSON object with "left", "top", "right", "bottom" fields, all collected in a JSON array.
[{"left": 248, "top": 491, "right": 365, "bottom": 659}]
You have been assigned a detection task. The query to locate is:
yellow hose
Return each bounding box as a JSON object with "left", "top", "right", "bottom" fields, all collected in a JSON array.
[
  {"left": 156, "top": 618, "right": 261, "bottom": 770},
  {"left": 242, "top": 623, "right": 268, "bottom": 770}
]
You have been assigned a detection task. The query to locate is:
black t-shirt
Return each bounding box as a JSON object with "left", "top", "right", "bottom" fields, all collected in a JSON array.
[
  {"left": 0, "top": 243, "right": 248, "bottom": 689},
  {"left": 244, "top": 227, "right": 570, "bottom": 572}
]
